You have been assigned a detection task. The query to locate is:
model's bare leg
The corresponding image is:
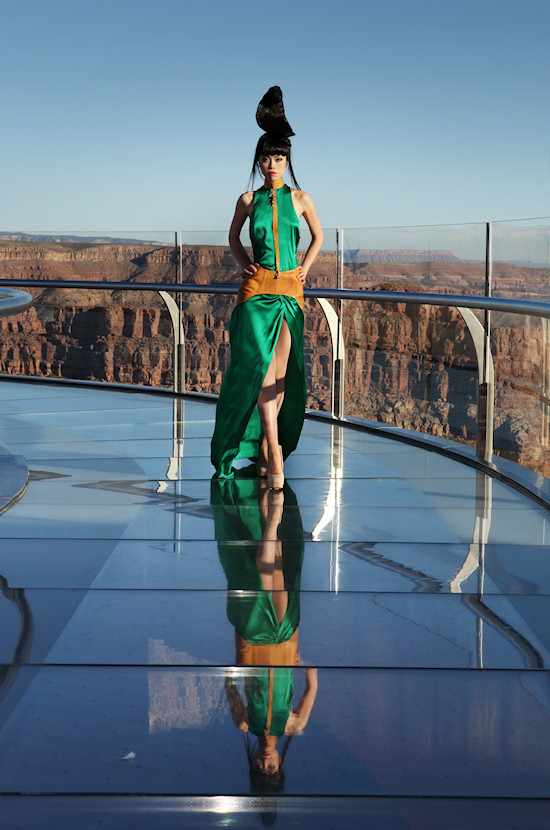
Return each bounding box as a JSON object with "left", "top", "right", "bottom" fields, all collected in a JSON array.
[
  {"left": 257, "top": 320, "right": 292, "bottom": 476},
  {"left": 275, "top": 319, "right": 291, "bottom": 416},
  {"left": 256, "top": 487, "right": 288, "bottom": 623},
  {"left": 270, "top": 543, "right": 288, "bottom": 623}
]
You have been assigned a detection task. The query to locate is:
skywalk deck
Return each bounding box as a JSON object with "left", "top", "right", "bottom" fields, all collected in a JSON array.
[{"left": 0, "top": 380, "right": 549, "bottom": 828}]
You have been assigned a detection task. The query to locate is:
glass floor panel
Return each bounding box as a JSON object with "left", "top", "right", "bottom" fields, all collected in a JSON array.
[
  {"left": 2, "top": 589, "right": 549, "bottom": 669},
  {"left": 1, "top": 665, "right": 550, "bottom": 797},
  {"left": 3, "top": 539, "right": 550, "bottom": 594},
  {"left": 0, "top": 380, "right": 549, "bottom": 820},
  {"left": 3, "top": 796, "right": 549, "bottom": 830}
]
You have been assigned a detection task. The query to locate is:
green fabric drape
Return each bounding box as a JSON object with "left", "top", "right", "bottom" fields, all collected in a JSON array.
[{"left": 211, "top": 294, "right": 306, "bottom": 480}]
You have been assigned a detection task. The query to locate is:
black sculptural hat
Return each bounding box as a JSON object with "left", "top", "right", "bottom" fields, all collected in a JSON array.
[{"left": 256, "top": 86, "right": 295, "bottom": 137}]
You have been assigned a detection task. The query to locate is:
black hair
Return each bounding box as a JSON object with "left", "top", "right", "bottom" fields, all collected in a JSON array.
[
  {"left": 244, "top": 733, "right": 293, "bottom": 786},
  {"left": 250, "top": 133, "right": 300, "bottom": 190}
]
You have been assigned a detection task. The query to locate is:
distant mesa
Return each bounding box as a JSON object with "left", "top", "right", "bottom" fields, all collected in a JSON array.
[
  {"left": 345, "top": 249, "right": 461, "bottom": 264},
  {"left": 0, "top": 232, "right": 163, "bottom": 245}
]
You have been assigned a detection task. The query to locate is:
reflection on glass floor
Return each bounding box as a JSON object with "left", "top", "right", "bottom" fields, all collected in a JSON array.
[{"left": 0, "top": 380, "right": 550, "bottom": 827}]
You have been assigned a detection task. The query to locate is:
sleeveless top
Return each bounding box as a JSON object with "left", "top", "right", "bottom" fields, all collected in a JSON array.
[{"left": 249, "top": 184, "right": 300, "bottom": 272}]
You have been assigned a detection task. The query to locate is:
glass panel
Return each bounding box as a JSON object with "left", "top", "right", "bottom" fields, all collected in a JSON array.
[
  {"left": 305, "top": 227, "right": 337, "bottom": 412},
  {"left": 0, "top": 232, "right": 180, "bottom": 389},
  {"left": 341, "top": 224, "right": 487, "bottom": 446},
  {"left": 0, "top": 795, "right": 546, "bottom": 830},
  {"left": 0, "top": 231, "right": 178, "bottom": 284},
  {"left": 342, "top": 223, "right": 487, "bottom": 294},
  {"left": 491, "top": 310, "right": 550, "bottom": 475},
  {"left": 179, "top": 230, "right": 239, "bottom": 286},
  {"left": 2, "top": 587, "right": 548, "bottom": 669},
  {"left": 342, "top": 296, "right": 479, "bottom": 446},
  {"left": 2, "top": 665, "right": 550, "bottom": 796},
  {"left": 182, "top": 289, "right": 232, "bottom": 396},
  {"left": 492, "top": 218, "right": 550, "bottom": 299},
  {"left": 0, "top": 287, "right": 175, "bottom": 388},
  {"left": 490, "top": 220, "right": 550, "bottom": 473},
  {"left": 491, "top": 218, "right": 550, "bottom": 476}
]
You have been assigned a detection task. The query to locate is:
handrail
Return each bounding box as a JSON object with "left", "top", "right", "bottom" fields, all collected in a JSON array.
[
  {"left": 0, "top": 287, "right": 34, "bottom": 318},
  {"left": 3, "top": 274, "right": 550, "bottom": 503},
  {"left": 1, "top": 277, "right": 550, "bottom": 319}
]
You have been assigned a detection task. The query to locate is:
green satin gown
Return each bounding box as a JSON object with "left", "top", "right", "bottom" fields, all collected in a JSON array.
[{"left": 211, "top": 182, "right": 306, "bottom": 479}]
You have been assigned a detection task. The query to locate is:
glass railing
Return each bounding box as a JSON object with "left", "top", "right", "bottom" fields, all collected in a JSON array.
[
  {"left": 1, "top": 219, "right": 549, "bottom": 482},
  {"left": 492, "top": 218, "right": 550, "bottom": 300},
  {"left": 339, "top": 224, "right": 487, "bottom": 442},
  {"left": 482, "top": 219, "right": 550, "bottom": 475},
  {"left": 341, "top": 222, "right": 488, "bottom": 294}
]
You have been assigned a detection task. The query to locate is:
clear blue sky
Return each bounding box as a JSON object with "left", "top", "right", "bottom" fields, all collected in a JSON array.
[{"left": 1, "top": 0, "right": 548, "bottom": 234}]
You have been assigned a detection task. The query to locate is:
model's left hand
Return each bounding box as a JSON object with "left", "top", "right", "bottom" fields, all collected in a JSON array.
[{"left": 295, "top": 267, "right": 307, "bottom": 285}]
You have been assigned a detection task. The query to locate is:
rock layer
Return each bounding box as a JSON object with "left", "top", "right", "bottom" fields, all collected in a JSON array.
[{"left": 0, "top": 242, "right": 549, "bottom": 474}]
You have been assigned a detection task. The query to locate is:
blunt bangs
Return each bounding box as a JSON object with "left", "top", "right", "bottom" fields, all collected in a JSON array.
[
  {"left": 255, "top": 134, "right": 291, "bottom": 159},
  {"left": 250, "top": 133, "right": 300, "bottom": 189}
]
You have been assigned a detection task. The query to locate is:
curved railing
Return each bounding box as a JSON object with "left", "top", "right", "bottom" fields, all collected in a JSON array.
[
  {"left": 1, "top": 275, "right": 550, "bottom": 506},
  {"left": 0, "top": 287, "right": 33, "bottom": 318}
]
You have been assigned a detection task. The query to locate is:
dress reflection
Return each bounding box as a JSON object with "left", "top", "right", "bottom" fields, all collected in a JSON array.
[{"left": 210, "top": 477, "right": 317, "bottom": 793}]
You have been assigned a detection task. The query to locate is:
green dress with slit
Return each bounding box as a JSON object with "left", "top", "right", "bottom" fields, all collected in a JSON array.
[{"left": 211, "top": 183, "right": 306, "bottom": 479}]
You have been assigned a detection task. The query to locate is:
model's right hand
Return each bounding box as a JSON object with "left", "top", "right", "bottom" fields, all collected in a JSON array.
[{"left": 242, "top": 262, "right": 259, "bottom": 279}]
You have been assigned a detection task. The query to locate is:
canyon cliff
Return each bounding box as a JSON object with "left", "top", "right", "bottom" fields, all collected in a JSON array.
[{"left": 0, "top": 241, "right": 548, "bottom": 474}]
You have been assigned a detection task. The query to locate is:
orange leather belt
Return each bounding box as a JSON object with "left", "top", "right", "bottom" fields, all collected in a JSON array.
[
  {"left": 238, "top": 267, "right": 303, "bottom": 308},
  {"left": 235, "top": 629, "right": 298, "bottom": 666}
]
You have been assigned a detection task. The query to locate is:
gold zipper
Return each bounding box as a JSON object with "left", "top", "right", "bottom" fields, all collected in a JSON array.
[{"left": 271, "top": 188, "right": 280, "bottom": 279}]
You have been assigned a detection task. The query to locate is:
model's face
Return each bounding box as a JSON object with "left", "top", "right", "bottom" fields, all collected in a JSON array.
[
  {"left": 254, "top": 744, "right": 280, "bottom": 775},
  {"left": 259, "top": 154, "right": 287, "bottom": 182}
]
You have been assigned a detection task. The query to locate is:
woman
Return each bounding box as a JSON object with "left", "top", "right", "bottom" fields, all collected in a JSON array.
[{"left": 211, "top": 86, "right": 323, "bottom": 486}]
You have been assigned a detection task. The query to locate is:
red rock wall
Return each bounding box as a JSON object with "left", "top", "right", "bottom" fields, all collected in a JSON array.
[{"left": 0, "top": 242, "right": 548, "bottom": 473}]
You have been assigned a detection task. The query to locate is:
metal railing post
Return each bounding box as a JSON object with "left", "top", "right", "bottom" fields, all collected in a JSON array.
[
  {"left": 476, "top": 222, "right": 494, "bottom": 461},
  {"left": 159, "top": 289, "right": 185, "bottom": 394},
  {"left": 178, "top": 231, "right": 185, "bottom": 394},
  {"left": 332, "top": 229, "right": 345, "bottom": 419}
]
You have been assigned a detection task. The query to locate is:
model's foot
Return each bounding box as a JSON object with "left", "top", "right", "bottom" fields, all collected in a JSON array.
[{"left": 267, "top": 445, "right": 284, "bottom": 490}]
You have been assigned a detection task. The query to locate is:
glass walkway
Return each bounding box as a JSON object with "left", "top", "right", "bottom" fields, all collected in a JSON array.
[{"left": 1, "top": 379, "right": 549, "bottom": 828}]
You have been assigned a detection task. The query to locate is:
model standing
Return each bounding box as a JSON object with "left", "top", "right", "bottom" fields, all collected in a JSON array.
[{"left": 211, "top": 86, "right": 323, "bottom": 486}]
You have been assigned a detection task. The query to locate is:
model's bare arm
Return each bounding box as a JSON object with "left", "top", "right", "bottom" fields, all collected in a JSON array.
[
  {"left": 285, "top": 667, "right": 318, "bottom": 734},
  {"left": 229, "top": 192, "right": 258, "bottom": 278},
  {"left": 292, "top": 191, "right": 323, "bottom": 283}
]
